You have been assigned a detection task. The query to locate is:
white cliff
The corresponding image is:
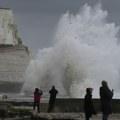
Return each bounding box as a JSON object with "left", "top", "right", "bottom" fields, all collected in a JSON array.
[
  {"left": 0, "top": 8, "right": 30, "bottom": 93},
  {"left": 0, "top": 8, "right": 22, "bottom": 45}
]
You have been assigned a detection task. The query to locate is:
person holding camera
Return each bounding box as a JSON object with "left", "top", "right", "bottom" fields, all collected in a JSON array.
[
  {"left": 47, "top": 85, "right": 58, "bottom": 112},
  {"left": 100, "top": 80, "right": 114, "bottom": 120},
  {"left": 33, "top": 88, "right": 43, "bottom": 113}
]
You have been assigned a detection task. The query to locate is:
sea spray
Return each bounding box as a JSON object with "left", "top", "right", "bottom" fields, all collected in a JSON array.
[{"left": 23, "top": 3, "right": 120, "bottom": 98}]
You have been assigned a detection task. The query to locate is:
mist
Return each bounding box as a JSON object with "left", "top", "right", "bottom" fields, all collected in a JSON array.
[{"left": 23, "top": 3, "right": 120, "bottom": 98}]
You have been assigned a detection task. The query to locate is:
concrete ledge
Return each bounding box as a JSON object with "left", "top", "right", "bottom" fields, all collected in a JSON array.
[
  {"left": 31, "top": 113, "right": 84, "bottom": 120},
  {"left": 51, "top": 98, "right": 120, "bottom": 113},
  {"left": 2, "top": 98, "right": 120, "bottom": 113},
  {"left": 31, "top": 113, "right": 120, "bottom": 120}
]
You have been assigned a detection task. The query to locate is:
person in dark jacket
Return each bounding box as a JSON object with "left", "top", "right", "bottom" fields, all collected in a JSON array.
[
  {"left": 100, "top": 80, "right": 114, "bottom": 120},
  {"left": 47, "top": 85, "right": 58, "bottom": 112},
  {"left": 84, "top": 88, "right": 96, "bottom": 120},
  {"left": 33, "top": 88, "right": 43, "bottom": 113}
]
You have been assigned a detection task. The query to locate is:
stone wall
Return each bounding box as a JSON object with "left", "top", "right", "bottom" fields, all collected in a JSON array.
[{"left": 4, "top": 98, "right": 120, "bottom": 113}]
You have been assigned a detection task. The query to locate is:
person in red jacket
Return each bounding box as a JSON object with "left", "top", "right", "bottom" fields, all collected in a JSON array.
[{"left": 33, "top": 88, "right": 43, "bottom": 113}]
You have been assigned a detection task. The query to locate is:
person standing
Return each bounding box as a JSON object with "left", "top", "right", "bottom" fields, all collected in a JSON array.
[
  {"left": 33, "top": 88, "right": 43, "bottom": 113},
  {"left": 84, "top": 88, "right": 96, "bottom": 120},
  {"left": 100, "top": 80, "right": 114, "bottom": 120},
  {"left": 47, "top": 85, "right": 58, "bottom": 112}
]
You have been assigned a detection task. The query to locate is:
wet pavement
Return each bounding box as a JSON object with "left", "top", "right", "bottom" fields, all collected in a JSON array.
[{"left": 33, "top": 113, "right": 120, "bottom": 120}]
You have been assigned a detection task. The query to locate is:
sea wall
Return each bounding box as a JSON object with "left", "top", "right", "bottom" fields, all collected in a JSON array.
[
  {"left": 53, "top": 98, "right": 120, "bottom": 113},
  {"left": 6, "top": 98, "right": 120, "bottom": 113}
]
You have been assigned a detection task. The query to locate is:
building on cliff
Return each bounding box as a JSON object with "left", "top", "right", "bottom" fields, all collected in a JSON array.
[{"left": 0, "top": 8, "right": 31, "bottom": 93}]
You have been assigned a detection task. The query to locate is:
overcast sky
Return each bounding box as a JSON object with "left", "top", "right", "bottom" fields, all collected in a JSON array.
[{"left": 0, "top": 0, "right": 120, "bottom": 57}]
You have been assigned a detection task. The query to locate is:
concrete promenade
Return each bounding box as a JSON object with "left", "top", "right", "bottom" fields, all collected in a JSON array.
[
  {"left": 4, "top": 98, "right": 120, "bottom": 119},
  {"left": 32, "top": 113, "right": 120, "bottom": 120}
]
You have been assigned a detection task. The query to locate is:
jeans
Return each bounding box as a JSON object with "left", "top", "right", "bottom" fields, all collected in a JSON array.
[{"left": 33, "top": 101, "right": 40, "bottom": 112}]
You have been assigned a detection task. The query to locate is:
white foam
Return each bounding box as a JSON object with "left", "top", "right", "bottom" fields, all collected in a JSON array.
[{"left": 23, "top": 3, "right": 120, "bottom": 98}]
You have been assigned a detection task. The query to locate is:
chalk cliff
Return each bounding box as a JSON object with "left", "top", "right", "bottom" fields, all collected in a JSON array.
[{"left": 0, "top": 8, "right": 30, "bottom": 93}]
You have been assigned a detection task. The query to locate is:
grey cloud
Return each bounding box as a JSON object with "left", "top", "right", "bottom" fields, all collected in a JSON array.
[{"left": 0, "top": 0, "right": 120, "bottom": 56}]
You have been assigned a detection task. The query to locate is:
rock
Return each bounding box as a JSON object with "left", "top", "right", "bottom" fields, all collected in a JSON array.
[{"left": 0, "top": 8, "right": 31, "bottom": 93}]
